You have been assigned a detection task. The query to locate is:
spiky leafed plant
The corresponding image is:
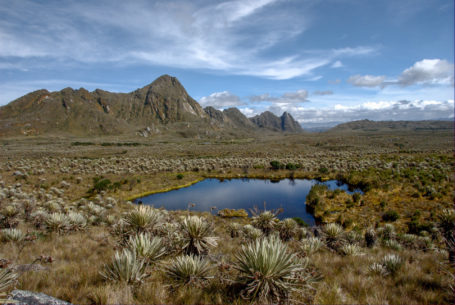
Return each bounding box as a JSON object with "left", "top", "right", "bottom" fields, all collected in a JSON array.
[
  {"left": 368, "top": 263, "right": 388, "bottom": 276},
  {"left": 163, "top": 254, "right": 213, "bottom": 288},
  {"left": 377, "top": 224, "right": 395, "bottom": 241},
  {"left": 67, "top": 212, "right": 87, "bottom": 231},
  {"left": 127, "top": 233, "right": 166, "bottom": 264},
  {"left": 321, "top": 223, "right": 345, "bottom": 250},
  {"left": 45, "top": 212, "right": 69, "bottom": 233},
  {"left": 340, "top": 244, "right": 363, "bottom": 256},
  {"left": 300, "top": 237, "right": 324, "bottom": 256},
  {"left": 1, "top": 228, "right": 24, "bottom": 242},
  {"left": 251, "top": 211, "right": 277, "bottom": 236},
  {"left": 233, "top": 236, "right": 312, "bottom": 303},
  {"left": 243, "top": 224, "right": 263, "bottom": 240},
  {"left": 278, "top": 218, "right": 298, "bottom": 241},
  {"left": 179, "top": 216, "right": 218, "bottom": 255},
  {"left": 0, "top": 268, "right": 17, "bottom": 292},
  {"left": 438, "top": 209, "right": 455, "bottom": 262},
  {"left": 124, "top": 206, "right": 162, "bottom": 234},
  {"left": 227, "top": 222, "right": 243, "bottom": 238},
  {"left": 381, "top": 254, "right": 403, "bottom": 275},
  {"left": 100, "top": 249, "right": 147, "bottom": 285},
  {"left": 383, "top": 239, "right": 402, "bottom": 251}
]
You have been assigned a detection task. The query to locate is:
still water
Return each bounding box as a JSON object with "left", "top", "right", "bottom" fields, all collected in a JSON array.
[{"left": 134, "top": 178, "right": 360, "bottom": 226}]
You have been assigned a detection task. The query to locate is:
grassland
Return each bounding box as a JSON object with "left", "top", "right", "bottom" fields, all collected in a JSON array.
[{"left": 0, "top": 128, "right": 453, "bottom": 304}]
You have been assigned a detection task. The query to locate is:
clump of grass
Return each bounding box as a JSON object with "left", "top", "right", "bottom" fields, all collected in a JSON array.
[
  {"left": 127, "top": 233, "right": 166, "bottom": 264},
  {"left": 100, "top": 249, "right": 148, "bottom": 285},
  {"left": 179, "top": 216, "right": 218, "bottom": 255},
  {"left": 1, "top": 228, "right": 24, "bottom": 242},
  {"left": 0, "top": 268, "right": 17, "bottom": 292},
  {"left": 233, "top": 235, "right": 313, "bottom": 303},
  {"left": 163, "top": 254, "right": 212, "bottom": 288}
]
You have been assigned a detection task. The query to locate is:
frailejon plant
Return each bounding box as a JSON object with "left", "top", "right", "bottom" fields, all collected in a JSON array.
[
  {"left": 364, "top": 228, "right": 377, "bottom": 248},
  {"left": 381, "top": 254, "right": 403, "bottom": 276},
  {"left": 124, "top": 206, "right": 162, "bottom": 234},
  {"left": 251, "top": 211, "right": 277, "bottom": 236},
  {"left": 100, "top": 249, "right": 148, "bottom": 285},
  {"left": 340, "top": 244, "right": 363, "bottom": 256},
  {"left": 300, "top": 237, "right": 324, "bottom": 256},
  {"left": 67, "top": 212, "right": 87, "bottom": 231},
  {"left": 243, "top": 224, "right": 263, "bottom": 240},
  {"left": 1, "top": 228, "right": 24, "bottom": 242},
  {"left": 179, "top": 216, "right": 218, "bottom": 255},
  {"left": 127, "top": 233, "right": 166, "bottom": 264},
  {"left": 233, "top": 235, "right": 313, "bottom": 303},
  {"left": 278, "top": 218, "right": 298, "bottom": 241},
  {"left": 163, "top": 254, "right": 213, "bottom": 288},
  {"left": 45, "top": 212, "right": 69, "bottom": 233},
  {"left": 321, "top": 223, "right": 345, "bottom": 250}
]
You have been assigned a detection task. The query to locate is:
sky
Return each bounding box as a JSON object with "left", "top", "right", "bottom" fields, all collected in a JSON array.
[{"left": 0, "top": 0, "right": 453, "bottom": 126}]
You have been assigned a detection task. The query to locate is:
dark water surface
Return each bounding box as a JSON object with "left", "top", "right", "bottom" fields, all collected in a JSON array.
[{"left": 134, "top": 178, "right": 361, "bottom": 226}]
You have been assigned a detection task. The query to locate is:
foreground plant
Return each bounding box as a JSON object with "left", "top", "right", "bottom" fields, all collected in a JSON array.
[
  {"left": 1, "top": 228, "right": 24, "bottom": 242},
  {"left": 179, "top": 216, "right": 218, "bottom": 255},
  {"left": 124, "top": 206, "right": 162, "bottom": 234},
  {"left": 163, "top": 254, "right": 212, "bottom": 287},
  {"left": 100, "top": 249, "right": 148, "bottom": 285},
  {"left": 45, "top": 212, "right": 69, "bottom": 233},
  {"left": 127, "top": 233, "right": 166, "bottom": 264},
  {"left": 300, "top": 237, "right": 324, "bottom": 256},
  {"left": 0, "top": 268, "right": 17, "bottom": 292},
  {"left": 234, "top": 235, "right": 313, "bottom": 303}
]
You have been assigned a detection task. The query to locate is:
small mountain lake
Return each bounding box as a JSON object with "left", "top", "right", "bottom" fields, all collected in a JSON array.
[{"left": 134, "top": 178, "right": 362, "bottom": 226}]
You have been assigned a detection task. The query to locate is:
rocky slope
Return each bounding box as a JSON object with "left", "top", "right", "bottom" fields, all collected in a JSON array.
[{"left": 249, "top": 111, "right": 303, "bottom": 132}]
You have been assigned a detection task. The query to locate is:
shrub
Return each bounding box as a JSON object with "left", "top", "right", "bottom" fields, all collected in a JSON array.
[
  {"left": 179, "top": 216, "right": 218, "bottom": 255},
  {"left": 292, "top": 217, "right": 309, "bottom": 227},
  {"left": 176, "top": 174, "right": 184, "bottom": 180},
  {"left": 127, "top": 233, "right": 166, "bottom": 264},
  {"left": 270, "top": 160, "right": 284, "bottom": 170},
  {"left": 352, "top": 192, "right": 361, "bottom": 202},
  {"left": 163, "top": 255, "right": 212, "bottom": 288},
  {"left": 234, "top": 236, "right": 312, "bottom": 303},
  {"left": 382, "top": 210, "right": 399, "bottom": 222},
  {"left": 100, "top": 249, "right": 147, "bottom": 285}
]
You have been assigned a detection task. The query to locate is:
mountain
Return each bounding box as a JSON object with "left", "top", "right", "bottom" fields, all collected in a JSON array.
[
  {"left": 0, "top": 75, "right": 303, "bottom": 137},
  {"left": 329, "top": 119, "right": 453, "bottom": 132},
  {"left": 249, "top": 111, "right": 303, "bottom": 132}
]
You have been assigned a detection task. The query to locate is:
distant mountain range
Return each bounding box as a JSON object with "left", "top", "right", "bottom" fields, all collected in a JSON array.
[
  {"left": 0, "top": 75, "right": 301, "bottom": 137},
  {"left": 0, "top": 75, "right": 451, "bottom": 138}
]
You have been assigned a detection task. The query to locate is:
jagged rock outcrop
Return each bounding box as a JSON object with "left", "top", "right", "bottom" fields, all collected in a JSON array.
[{"left": 250, "top": 111, "right": 302, "bottom": 132}]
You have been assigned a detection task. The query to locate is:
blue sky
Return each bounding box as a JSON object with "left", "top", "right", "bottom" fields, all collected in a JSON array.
[{"left": 0, "top": 0, "right": 453, "bottom": 125}]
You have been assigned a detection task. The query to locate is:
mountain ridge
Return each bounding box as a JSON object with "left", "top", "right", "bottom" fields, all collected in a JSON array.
[{"left": 0, "top": 75, "right": 303, "bottom": 137}]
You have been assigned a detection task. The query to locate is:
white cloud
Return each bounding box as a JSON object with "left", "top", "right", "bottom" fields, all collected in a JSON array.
[
  {"left": 313, "top": 90, "right": 333, "bottom": 96},
  {"left": 331, "top": 60, "right": 343, "bottom": 68},
  {"left": 347, "top": 75, "right": 386, "bottom": 87},
  {"left": 398, "top": 59, "right": 454, "bottom": 86},
  {"left": 249, "top": 89, "right": 309, "bottom": 103},
  {"left": 347, "top": 59, "right": 454, "bottom": 89},
  {"left": 199, "top": 91, "right": 244, "bottom": 108},
  {"left": 287, "top": 99, "right": 455, "bottom": 124},
  {"left": 0, "top": 0, "right": 376, "bottom": 80}
]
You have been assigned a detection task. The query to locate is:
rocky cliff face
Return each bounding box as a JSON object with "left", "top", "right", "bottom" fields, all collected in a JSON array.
[
  {"left": 249, "top": 111, "right": 302, "bottom": 132},
  {"left": 0, "top": 75, "right": 303, "bottom": 137}
]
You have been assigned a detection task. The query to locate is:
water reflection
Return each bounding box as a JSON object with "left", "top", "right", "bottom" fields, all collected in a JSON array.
[{"left": 134, "top": 178, "right": 361, "bottom": 226}]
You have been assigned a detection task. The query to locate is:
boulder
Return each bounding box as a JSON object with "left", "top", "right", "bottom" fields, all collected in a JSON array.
[{"left": 8, "top": 290, "right": 72, "bottom": 305}]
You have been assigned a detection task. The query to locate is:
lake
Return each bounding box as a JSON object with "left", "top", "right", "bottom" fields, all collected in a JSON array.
[{"left": 134, "top": 178, "right": 361, "bottom": 226}]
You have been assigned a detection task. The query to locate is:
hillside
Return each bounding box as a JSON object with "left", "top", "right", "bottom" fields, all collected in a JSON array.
[
  {"left": 0, "top": 75, "right": 303, "bottom": 137},
  {"left": 329, "top": 119, "right": 453, "bottom": 132}
]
